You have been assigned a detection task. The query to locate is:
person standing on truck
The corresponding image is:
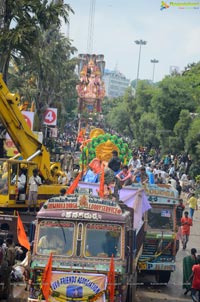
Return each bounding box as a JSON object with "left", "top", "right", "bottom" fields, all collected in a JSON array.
[
  {"left": 108, "top": 150, "right": 122, "bottom": 175},
  {"left": 27, "top": 168, "right": 42, "bottom": 214},
  {"left": 181, "top": 211, "right": 193, "bottom": 250}
]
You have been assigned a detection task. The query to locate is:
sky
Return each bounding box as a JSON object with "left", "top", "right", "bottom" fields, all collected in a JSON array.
[{"left": 63, "top": 0, "right": 200, "bottom": 82}]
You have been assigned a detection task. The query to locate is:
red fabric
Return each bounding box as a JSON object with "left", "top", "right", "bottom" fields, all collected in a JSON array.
[
  {"left": 181, "top": 217, "right": 192, "bottom": 235},
  {"left": 108, "top": 255, "right": 115, "bottom": 302},
  {"left": 99, "top": 167, "right": 105, "bottom": 198},
  {"left": 89, "top": 158, "right": 101, "bottom": 174},
  {"left": 42, "top": 253, "right": 53, "bottom": 302},
  {"left": 17, "top": 212, "right": 30, "bottom": 251},
  {"left": 67, "top": 172, "right": 81, "bottom": 194},
  {"left": 192, "top": 264, "right": 200, "bottom": 289}
]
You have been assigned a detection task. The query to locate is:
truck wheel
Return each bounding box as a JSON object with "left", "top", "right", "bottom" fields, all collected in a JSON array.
[
  {"left": 126, "top": 285, "right": 134, "bottom": 302},
  {"left": 126, "top": 272, "right": 137, "bottom": 302},
  {"left": 155, "top": 271, "right": 171, "bottom": 284}
]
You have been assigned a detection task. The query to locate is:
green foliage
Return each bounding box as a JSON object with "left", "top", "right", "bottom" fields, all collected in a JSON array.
[{"left": 0, "top": 1, "right": 78, "bottom": 131}]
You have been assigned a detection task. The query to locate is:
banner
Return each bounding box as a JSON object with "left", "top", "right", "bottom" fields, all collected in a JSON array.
[{"left": 50, "top": 272, "right": 107, "bottom": 302}]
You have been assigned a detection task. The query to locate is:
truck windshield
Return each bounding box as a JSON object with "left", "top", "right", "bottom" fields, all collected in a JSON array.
[
  {"left": 85, "top": 223, "right": 121, "bottom": 258},
  {"left": 147, "top": 206, "right": 174, "bottom": 230},
  {"left": 36, "top": 220, "right": 74, "bottom": 256}
]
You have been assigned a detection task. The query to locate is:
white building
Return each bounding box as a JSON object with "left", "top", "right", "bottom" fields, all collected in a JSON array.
[{"left": 103, "top": 69, "right": 130, "bottom": 98}]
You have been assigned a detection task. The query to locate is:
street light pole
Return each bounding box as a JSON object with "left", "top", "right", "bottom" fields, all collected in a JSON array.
[
  {"left": 151, "top": 59, "right": 159, "bottom": 82},
  {"left": 135, "top": 39, "right": 147, "bottom": 87}
]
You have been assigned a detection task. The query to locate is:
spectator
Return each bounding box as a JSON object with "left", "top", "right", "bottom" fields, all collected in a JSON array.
[
  {"left": 176, "top": 180, "right": 182, "bottom": 197},
  {"left": 176, "top": 199, "right": 185, "bottom": 241},
  {"left": 182, "top": 248, "right": 197, "bottom": 296},
  {"left": 181, "top": 211, "right": 193, "bottom": 250},
  {"left": 128, "top": 152, "right": 141, "bottom": 172},
  {"left": 176, "top": 199, "right": 185, "bottom": 226},
  {"left": 2, "top": 238, "right": 16, "bottom": 298},
  {"left": 187, "top": 193, "right": 198, "bottom": 219},
  {"left": 191, "top": 255, "right": 200, "bottom": 302}
]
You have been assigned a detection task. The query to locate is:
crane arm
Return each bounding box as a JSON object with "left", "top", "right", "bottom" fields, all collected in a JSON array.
[{"left": 0, "top": 74, "right": 54, "bottom": 181}]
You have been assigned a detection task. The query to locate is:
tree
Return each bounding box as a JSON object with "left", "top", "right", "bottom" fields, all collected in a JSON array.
[
  {"left": 137, "top": 112, "right": 160, "bottom": 148},
  {"left": 8, "top": 27, "right": 78, "bottom": 131},
  {"left": 152, "top": 76, "right": 195, "bottom": 130},
  {"left": 173, "top": 109, "right": 192, "bottom": 152},
  {"left": 0, "top": 0, "right": 73, "bottom": 82}
]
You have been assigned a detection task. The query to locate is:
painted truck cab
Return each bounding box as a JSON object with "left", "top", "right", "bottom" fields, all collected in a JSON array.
[
  {"left": 137, "top": 184, "right": 180, "bottom": 283},
  {"left": 28, "top": 190, "right": 140, "bottom": 302}
]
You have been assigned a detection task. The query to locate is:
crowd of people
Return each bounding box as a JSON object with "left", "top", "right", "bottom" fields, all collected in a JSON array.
[{"left": 0, "top": 236, "right": 29, "bottom": 299}]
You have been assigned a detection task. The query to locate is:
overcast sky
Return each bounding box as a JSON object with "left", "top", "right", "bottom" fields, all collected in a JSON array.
[{"left": 63, "top": 0, "right": 200, "bottom": 82}]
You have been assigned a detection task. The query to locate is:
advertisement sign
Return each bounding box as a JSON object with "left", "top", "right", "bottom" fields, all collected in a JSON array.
[
  {"left": 50, "top": 272, "right": 107, "bottom": 302},
  {"left": 22, "top": 111, "right": 34, "bottom": 130},
  {"left": 4, "top": 111, "right": 35, "bottom": 157},
  {"left": 43, "top": 108, "right": 57, "bottom": 126}
]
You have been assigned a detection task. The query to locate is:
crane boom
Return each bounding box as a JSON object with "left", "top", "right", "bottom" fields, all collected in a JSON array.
[{"left": 0, "top": 74, "right": 54, "bottom": 181}]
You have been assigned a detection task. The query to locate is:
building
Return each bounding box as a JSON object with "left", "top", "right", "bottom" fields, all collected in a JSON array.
[{"left": 103, "top": 69, "right": 130, "bottom": 98}]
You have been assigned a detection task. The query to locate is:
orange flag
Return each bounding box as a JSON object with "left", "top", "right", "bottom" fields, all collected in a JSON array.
[
  {"left": 67, "top": 172, "right": 81, "bottom": 194},
  {"left": 107, "top": 254, "right": 115, "bottom": 302},
  {"left": 17, "top": 212, "right": 30, "bottom": 251},
  {"left": 42, "top": 252, "right": 53, "bottom": 302},
  {"left": 99, "top": 166, "right": 105, "bottom": 198}
]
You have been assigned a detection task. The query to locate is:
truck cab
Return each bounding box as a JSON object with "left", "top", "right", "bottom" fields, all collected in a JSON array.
[
  {"left": 137, "top": 184, "right": 179, "bottom": 284},
  {"left": 28, "top": 189, "right": 140, "bottom": 302}
]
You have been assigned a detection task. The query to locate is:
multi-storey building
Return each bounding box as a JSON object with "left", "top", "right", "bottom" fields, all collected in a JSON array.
[{"left": 103, "top": 69, "right": 130, "bottom": 98}]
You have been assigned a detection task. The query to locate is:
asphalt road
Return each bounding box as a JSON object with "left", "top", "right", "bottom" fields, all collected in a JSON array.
[{"left": 136, "top": 207, "right": 200, "bottom": 302}]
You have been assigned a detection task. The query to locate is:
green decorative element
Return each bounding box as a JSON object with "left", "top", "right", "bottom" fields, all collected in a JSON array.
[
  {"left": 79, "top": 133, "right": 132, "bottom": 166},
  {"left": 120, "top": 148, "right": 125, "bottom": 155}
]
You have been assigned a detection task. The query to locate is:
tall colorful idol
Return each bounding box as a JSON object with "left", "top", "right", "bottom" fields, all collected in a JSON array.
[{"left": 76, "top": 54, "right": 106, "bottom": 113}]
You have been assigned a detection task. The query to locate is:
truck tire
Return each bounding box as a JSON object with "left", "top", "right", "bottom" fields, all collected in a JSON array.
[
  {"left": 126, "top": 284, "right": 134, "bottom": 302},
  {"left": 126, "top": 272, "right": 137, "bottom": 302},
  {"left": 155, "top": 271, "right": 171, "bottom": 284}
]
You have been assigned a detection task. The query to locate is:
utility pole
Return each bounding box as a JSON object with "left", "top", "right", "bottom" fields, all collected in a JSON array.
[
  {"left": 87, "top": 0, "right": 96, "bottom": 53},
  {"left": 135, "top": 39, "right": 147, "bottom": 87},
  {"left": 151, "top": 59, "right": 159, "bottom": 82}
]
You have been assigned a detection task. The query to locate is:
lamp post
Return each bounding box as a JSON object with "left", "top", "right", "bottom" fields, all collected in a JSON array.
[
  {"left": 135, "top": 39, "right": 147, "bottom": 87},
  {"left": 151, "top": 59, "right": 159, "bottom": 82}
]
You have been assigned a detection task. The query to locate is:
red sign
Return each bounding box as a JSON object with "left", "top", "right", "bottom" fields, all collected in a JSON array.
[
  {"left": 22, "top": 113, "right": 31, "bottom": 128},
  {"left": 43, "top": 108, "right": 57, "bottom": 126},
  {"left": 22, "top": 111, "right": 34, "bottom": 130}
]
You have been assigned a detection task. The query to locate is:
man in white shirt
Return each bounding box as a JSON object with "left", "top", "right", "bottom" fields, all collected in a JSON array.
[
  {"left": 27, "top": 168, "right": 42, "bottom": 214},
  {"left": 12, "top": 168, "right": 26, "bottom": 194},
  {"left": 128, "top": 153, "right": 141, "bottom": 172}
]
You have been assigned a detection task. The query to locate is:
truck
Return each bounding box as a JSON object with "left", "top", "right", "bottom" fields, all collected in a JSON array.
[
  {"left": 28, "top": 188, "right": 145, "bottom": 302},
  {"left": 77, "top": 182, "right": 180, "bottom": 285},
  {"left": 0, "top": 74, "right": 66, "bottom": 210},
  {"left": 137, "top": 183, "right": 180, "bottom": 284}
]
